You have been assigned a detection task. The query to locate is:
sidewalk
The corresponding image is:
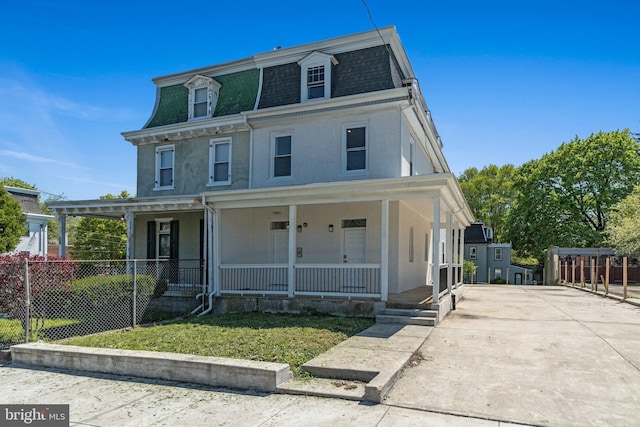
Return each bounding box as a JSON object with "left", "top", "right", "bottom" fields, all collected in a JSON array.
[{"left": 1, "top": 363, "right": 525, "bottom": 426}]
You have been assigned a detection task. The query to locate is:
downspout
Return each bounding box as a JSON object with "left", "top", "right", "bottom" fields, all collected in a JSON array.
[{"left": 195, "top": 195, "right": 216, "bottom": 316}]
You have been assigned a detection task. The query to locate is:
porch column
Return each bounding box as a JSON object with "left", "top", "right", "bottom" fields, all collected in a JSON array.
[
  {"left": 288, "top": 205, "right": 297, "bottom": 298},
  {"left": 125, "top": 210, "right": 134, "bottom": 260},
  {"left": 452, "top": 226, "right": 459, "bottom": 285},
  {"left": 431, "top": 197, "right": 441, "bottom": 305},
  {"left": 459, "top": 227, "right": 465, "bottom": 284},
  {"left": 212, "top": 208, "right": 220, "bottom": 295},
  {"left": 57, "top": 214, "right": 66, "bottom": 258},
  {"left": 446, "top": 212, "right": 453, "bottom": 294},
  {"left": 381, "top": 199, "right": 389, "bottom": 302}
]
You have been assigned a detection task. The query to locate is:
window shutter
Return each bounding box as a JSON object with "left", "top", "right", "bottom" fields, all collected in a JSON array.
[
  {"left": 146, "top": 221, "right": 156, "bottom": 259},
  {"left": 170, "top": 220, "right": 179, "bottom": 259}
]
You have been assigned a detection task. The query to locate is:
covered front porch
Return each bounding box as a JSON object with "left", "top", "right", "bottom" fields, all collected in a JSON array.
[{"left": 48, "top": 175, "right": 472, "bottom": 312}]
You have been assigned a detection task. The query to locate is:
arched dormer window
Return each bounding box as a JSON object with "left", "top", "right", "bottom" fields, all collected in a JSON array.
[
  {"left": 183, "top": 75, "right": 222, "bottom": 120},
  {"left": 297, "top": 51, "right": 338, "bottom": 103}
]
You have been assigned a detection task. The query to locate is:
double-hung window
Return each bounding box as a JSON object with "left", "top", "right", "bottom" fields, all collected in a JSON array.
[
  {"left": 469, "top": 246, "right": 477, "bottom": 260},
  {"left": 344, "top": 123, "right": 368, "bottom": 172},
  {"left": 155, "top": 145, "right": 174, "bottom": 190},
  {"left": 306, "top": 66, "right": 325, "bottom": 100},
  {"left": 193, "top": 87, "right": 208, "bottom": 118},
  {"left": 495, "top": 248, "right": 503, "bottom": 261},
  {"left": 272, "top": 133, "right": 292, "bottom": 178},
  {"left": 209, "top": 138, "right": 231, "bottom": 185}
]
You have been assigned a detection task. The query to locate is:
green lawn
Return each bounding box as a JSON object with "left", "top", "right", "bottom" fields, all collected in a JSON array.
[
  {"left": 63, "top": 312, "right": 374, "bottom": 376},
  {"left": 0, "top": 317, "right": 81, "bottom": 343}
]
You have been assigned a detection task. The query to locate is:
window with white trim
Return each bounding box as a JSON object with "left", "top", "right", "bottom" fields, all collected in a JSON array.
[
  {"left": 183, "top": 74, "right": 221, "bottom": 121},
  {"left": 469, "top": 246, "right": 477, "bottom": 260},
  {"left": 298, "top": 52, "right": 337, "bottom": 103},
  {"left": 155, "top": 145, "right": 174, "bottom": 190},
  {"left": 343, "top": 123, "right": 368, "bottom": 172},
  {"left": 272, "top": 133, "right": 292, "bottom": 178},
  {"left": 307, "top": 65, "right": 325, "bottom": 99},
  {"left": 209, "top": 138, "right": 231, "bottom": 185},
  {"left": 495, "top": 247, "right": 503, "bottom": 261}
]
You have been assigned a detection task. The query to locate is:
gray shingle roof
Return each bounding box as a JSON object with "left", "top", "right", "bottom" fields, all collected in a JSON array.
[{"left": 5, "top": 187, "right": 45, "bottom": 215}]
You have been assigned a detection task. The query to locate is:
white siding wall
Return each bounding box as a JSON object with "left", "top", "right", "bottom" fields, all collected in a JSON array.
[
  {"left": 219, "top": 202, "right": 381, "bottom": 265},
  {"left": 400, "top": 117, "right": 435, "bottom": 177},
  {"left": 251, "top": 109, "right": 402, "bottom": 188},
  {"left": 394, "top": 201, "right": 430, "bottom": 293}
]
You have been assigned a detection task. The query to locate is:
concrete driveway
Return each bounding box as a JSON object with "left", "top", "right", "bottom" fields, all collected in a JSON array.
[{"left": 384, "top": 285, "right": 640, "bottom": 427}]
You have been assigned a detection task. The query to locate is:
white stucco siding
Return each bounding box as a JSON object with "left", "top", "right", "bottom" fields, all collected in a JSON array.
[
  {"left": 217, "top": 202, "right": 382, "bottom": 265},
  {"left": 400, "top": 117, "right": 435, "bottom": 177},
  {"left": 394, "top": 201, "right": 430, "bottom": 294},
  {"left": 251, "top": 108, "right": 402, "bottom": 188}
]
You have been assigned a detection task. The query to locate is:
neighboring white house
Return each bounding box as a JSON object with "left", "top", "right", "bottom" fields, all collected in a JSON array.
[
  {"left": 5, "top": 186, "right": 53, "bottom": 257},
  {"left": 48, "top": 27, "right": 474, "bottom": 315},
  {"left": 464, "top": 222, "right": 532, "bottom": 284}
]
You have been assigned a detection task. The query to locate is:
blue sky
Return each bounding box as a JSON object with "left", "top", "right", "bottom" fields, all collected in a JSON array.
[{"left": 1, "top": 0, "right": 638, "bottom": 200}]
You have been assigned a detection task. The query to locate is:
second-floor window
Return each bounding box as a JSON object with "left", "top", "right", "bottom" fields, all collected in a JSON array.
[
  {"left": 469, "top": 246, "right": 477, "bottom": 260},
  {"left": 495, "top": 247, "right": 503, "bottom": 261},
  {"left": 209, "top": 138, "right": 231, "bottom": 185},
  {"left": 272, "top": 134, "right": 292, "bottom": 178},
  {"left": 155, "top": 145, "right": 174, "bottom": 190},
  {"left": 344, "top": 123, "right": 368, "bottom": 172}
]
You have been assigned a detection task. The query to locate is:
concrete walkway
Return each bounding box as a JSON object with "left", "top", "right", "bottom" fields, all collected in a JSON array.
[{"left": 385, "top": 285, "right": 640, "bottom": 427}]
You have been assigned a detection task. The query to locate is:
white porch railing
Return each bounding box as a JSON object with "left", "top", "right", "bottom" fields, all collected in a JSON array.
[
  {"left": 295, "top": 264, "right": 381, "bottom": 298},
  {"left": 219, "top": 264, "right": 288, "bottom": 295},
  {"left": 218, "top": 264, "right": 381, "bottom": 298}
]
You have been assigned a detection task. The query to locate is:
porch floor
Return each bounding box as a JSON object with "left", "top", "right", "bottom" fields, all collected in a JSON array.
[{"left": 386, "top": 285, "right": 433, "bottom": 309}]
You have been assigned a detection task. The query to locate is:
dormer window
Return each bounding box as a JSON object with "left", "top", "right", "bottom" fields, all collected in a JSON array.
[
  {"left": 183, "top": 74, "right": 221, "bottom": 121},
  {"left": 307, "top": 66, "right": 325, "bottom": 99},
  {"left": 298, "top": 52, "right": 338, "bottom": 103}
]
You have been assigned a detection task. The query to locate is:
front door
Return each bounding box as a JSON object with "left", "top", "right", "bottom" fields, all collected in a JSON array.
[
  {"left": 343, "top": 228, "right": 366, "bottom": 263},
  {"left": 273, "top": 230, "right": 289, "bottom": 263}
]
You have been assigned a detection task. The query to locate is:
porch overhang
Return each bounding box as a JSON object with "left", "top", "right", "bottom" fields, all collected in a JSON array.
[
  {"left": 201, "top": 174, "right": 473, "bottom": 227},
  {"left": 46, "top": 195, "right": 204, "bottom": 219}
]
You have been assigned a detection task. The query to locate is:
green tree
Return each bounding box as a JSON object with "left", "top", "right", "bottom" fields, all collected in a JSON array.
[
  {"left": 507, "top": 130, "right": 640, "bottom": 261},
  {"left": 458, "top": 164, "right": 516, "bottom": 242},
  {"left": 0, "top": 177, "right": 37, "bottom": 190},
  {"left": 605, "top": 185, "right": 640, "bottom": 256},
  {"left": 69, "top": 191, "right": 131, "bottom": 260},
  {"left": 0, "top": 186, "right": 26, "bottom": 253}
]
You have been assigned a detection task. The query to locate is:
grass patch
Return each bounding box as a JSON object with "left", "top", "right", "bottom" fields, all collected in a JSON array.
[
  {"left": 63, "top": 312, "right": 374, "bottom": 376},
  {"left": 0, "top": 317, "right": 81, "bottom": 343}
]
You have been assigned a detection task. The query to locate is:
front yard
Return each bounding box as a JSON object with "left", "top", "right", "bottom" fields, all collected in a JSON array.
[{"left": 63, "top": 312, "right": 374, "bottom": 376}]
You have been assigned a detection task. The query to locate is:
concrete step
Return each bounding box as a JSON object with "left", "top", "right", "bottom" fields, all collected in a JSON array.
[
  {"left": 375, "top": 315, "right": 436, "bottom": 326},
  {"left": 379, "top": 308, "right": 437, "bottom": 318}
]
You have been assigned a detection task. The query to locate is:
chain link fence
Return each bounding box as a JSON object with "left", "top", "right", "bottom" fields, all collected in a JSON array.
[{"left": 0, "top": 255, "right": 187, "bottom": 350}]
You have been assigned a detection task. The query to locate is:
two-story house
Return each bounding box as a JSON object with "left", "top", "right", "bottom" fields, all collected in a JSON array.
[
  {"left": 48, "top": 27, "right": 473, "bottom": 316},
  {"left": 464, "top": 222, "right": 532, "bottom": 284},
  {"left": 5, "top": 186, "right": 53, "bottom": 256}
]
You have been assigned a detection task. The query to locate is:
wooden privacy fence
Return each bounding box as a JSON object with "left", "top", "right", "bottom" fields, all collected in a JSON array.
[{"left": 558, "top": 256, "right": 636, "bottom": 298}]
